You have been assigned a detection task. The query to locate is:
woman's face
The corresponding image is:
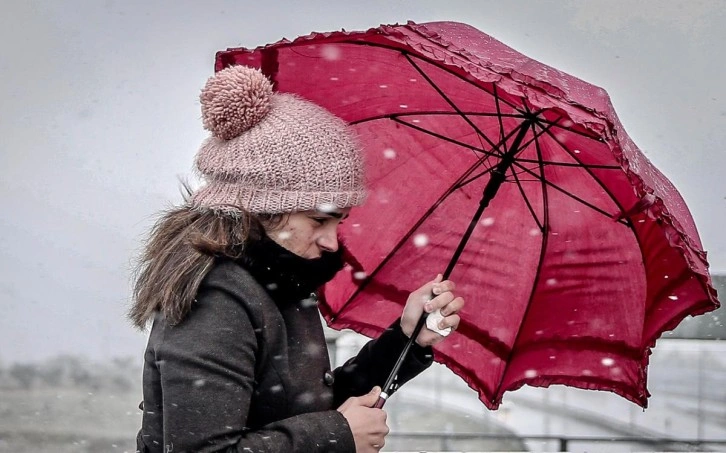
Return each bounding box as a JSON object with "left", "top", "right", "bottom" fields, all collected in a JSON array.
[{"left": 264, "top": 207, "right": 351, "bottom": 259}]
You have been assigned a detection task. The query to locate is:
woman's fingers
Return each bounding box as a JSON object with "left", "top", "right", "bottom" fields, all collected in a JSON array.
[
  {"left": 440, "top": 296, "right": 465, "bottom": 317},
  {"left": 438, "top": 313, "right": 460, "bottom": 331}
]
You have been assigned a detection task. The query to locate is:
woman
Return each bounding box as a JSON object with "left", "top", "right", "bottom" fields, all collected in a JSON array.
[{"left": 130, "top": 65, "right": 464, "bottom": 453}]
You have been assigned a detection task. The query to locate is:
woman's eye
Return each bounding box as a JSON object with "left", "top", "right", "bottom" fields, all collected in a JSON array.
[{"left": 312, "top": 217, "right": 327, "bottom": 224}]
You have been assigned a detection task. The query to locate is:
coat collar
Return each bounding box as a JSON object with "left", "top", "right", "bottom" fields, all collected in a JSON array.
[{"left": 238, "top": 233, "right": 344, "bottom": 303}]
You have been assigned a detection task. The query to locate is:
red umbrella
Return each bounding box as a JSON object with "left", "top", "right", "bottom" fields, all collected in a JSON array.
[{"left": 215, "top": 21, "right": 720, "bottom": 409}]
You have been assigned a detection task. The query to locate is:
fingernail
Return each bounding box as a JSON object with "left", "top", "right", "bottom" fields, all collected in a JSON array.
[
  {"left": 432, "top": 285, "right": 440, "bottom": 295},
  {"left": 424, "top": 302, "right": 433, "bottom": 313}
]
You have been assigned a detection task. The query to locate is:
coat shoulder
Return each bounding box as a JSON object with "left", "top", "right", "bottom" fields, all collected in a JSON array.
[{"left": 200, "top": 259, "right": 274, "bottom": 313}]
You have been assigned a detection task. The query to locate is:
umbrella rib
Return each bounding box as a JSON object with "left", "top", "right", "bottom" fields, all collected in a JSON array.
[
  {"left": 537, "top": 123, "right": 636, "bottom": 227},
  {"left": 516, "top": 158, "right": 620, "bottom": 170},
  {"left": 323, "top": 40, "right": 522, "bottom": 112},
  {"left": 511, "top": 161, "right": 630, "bottom": 226},
  {"left": 535, "top": 117, "right": 603, "bottom": 141},
  {"left": 494, "top": 118, "right": 551, "bottom": 399},
  {"left": 455, "top": 113, "right": 553, "bottom": 189},
  {"left": 390, "top": 117, "right": 500, "bottom": 157},
  {"left": 510, "top": 163, "right": 544, "bottom": 232},
  {"left": 336, "top": 157, "right": 491, "bottom": 314},
  {"left": 493, "top": 84, "right": 509, "bottom": 154},
  {"left": 350, "top": 111, "right": 527, "bottom": 126},
  {"left": 403, "top": 53, "right": 500, "bottom": 152}
]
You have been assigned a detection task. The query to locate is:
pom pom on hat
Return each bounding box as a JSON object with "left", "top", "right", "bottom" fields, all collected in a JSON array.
[{"left": 200, "top": 65, "right": 273, "bottom": 140}]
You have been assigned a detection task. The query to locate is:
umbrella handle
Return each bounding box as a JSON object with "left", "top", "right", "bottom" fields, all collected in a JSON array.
[{"left": 374, "top": 311, "right": 430, "bottom": 408}]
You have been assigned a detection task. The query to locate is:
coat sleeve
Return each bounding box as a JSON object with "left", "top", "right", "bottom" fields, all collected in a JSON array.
[
  {"left": 332, "top": 321, "right": 434, "bottom": 407},
  {"left": 151, "top": 288, "right": 355, "bottom": 453}
]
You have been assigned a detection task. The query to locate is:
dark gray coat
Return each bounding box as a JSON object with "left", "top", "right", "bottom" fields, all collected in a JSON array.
[{"left": 136, "top": 260, "right": 432, "bottom": 453}]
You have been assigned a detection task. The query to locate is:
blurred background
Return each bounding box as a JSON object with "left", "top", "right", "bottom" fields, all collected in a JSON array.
[{"left": 1, "top": 1, "right": 724, "bottom": 451}]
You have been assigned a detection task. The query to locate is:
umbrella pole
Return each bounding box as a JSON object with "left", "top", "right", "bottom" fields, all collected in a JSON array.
[{"left": 375, "top": 118, "right": 534, "bottom": 409}]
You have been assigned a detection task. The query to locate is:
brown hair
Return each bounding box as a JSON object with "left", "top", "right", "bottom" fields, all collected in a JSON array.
[{"left": 129, "top": 193, "right": 281, "bottom": 329}]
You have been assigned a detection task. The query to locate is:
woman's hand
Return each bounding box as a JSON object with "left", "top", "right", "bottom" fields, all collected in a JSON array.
[
  {"left": 400, "top": 274, "right": 464, "bottom": 347},
  {"left": 337, "top": 386, "right": 389, "bottom": 452}
]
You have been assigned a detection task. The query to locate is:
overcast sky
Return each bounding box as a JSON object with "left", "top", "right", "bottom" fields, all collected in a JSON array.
[{"left": 1, "top": 0, "right": 724, "bottom": 363}]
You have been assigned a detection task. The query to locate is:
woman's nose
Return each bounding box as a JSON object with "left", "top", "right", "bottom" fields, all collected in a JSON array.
[{"left": 317, "top": 228, "right": 339, "bottom": 252}]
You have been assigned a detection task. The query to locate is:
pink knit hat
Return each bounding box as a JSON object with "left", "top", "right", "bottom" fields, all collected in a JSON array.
[{"left": 190, "top": 65, "right": 367, "bottom": 214}]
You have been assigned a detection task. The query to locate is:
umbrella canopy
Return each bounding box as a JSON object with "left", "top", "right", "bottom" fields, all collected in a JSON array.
[{"left": 215, "top": 21, "right": 720, "bottom": 409}]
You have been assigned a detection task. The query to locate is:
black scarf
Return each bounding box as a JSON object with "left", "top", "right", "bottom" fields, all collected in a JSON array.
[{"left": 238, "top": 233, "right": 344, "bottom": 303}]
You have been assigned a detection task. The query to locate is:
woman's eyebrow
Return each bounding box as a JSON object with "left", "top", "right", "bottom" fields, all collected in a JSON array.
[{"left": 317, "top": 211, "right": 348, "bottom": 220}]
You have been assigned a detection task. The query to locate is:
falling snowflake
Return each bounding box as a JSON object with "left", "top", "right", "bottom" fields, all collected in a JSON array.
[
  {"left": 524, "top": 369, "right": 538, "bottom": 378},
  {"left": 353, "top": 271, "right": 367, "bottom": 280},
  {"left": 668, "top": 295, "right": 679, "bottom": 301},
  {"left": 317, "top": 203, "right": 337, "bottom": 213},
  {"left": 601, "top": 357, "right": 615, "bottom": 367},
  {"left": 300, "top": 297, "right": 317, "bottom": 308}
]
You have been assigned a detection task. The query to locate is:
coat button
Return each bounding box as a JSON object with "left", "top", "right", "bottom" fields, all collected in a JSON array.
[{"left": 323, "top": 370, "right": 335, "bottom": 386}]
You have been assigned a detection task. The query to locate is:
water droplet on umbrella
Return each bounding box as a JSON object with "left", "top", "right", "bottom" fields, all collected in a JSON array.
[
  {"left": 399, "top": 104, "right": 408, "bottom": 109},
  {"left": 412, "top": 119, "right": 421, "bottom": 123},
  {"left": 413, "top": 234, "right": 429, "bottom": 247},
  {"left": 329, "top": 77, "right": 339, "bottom": 81},
  {"left": 320, "top": 45, "right": 341, "bottom": 61},
  {"left": 668, "top": 295, "right": 679, "bottom": 301},
  {"left": 480, "top": 217, "right": 495, "bottom": 227},
  {"left": 383, "top": 148, "right": 397, "bottom": 159},
  {"left": 601, "top": 357, "right": 615, "bottom": 366},
  {"left": 664, "top": 275, "right": 669, "bottom": 279},
  {"left": 535, "top": 330, "right": 544, "bottom": 335},
  {"left": 352, "top": 223, "right": 360, "bottom": 228},
  {"left": 524, "top": 369, "right": 538, "bottom": 378},
  {"left": 546, "top": 278, "right": 557, "bottom": 286},
  {"left": 353, "top": 271, "right": 367, "bottom": 280},
  {"left": 549, "top": 355, "right": 556, "bottom": 360},
  {"left": 379, "top": 84, "right": 388, "bottom": 89},
  {"left": 409, "top": 78, "right": 417, "bottom": 82},
  {"left": 573, "top": 149, "right": 581, "bottom": 154}
]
